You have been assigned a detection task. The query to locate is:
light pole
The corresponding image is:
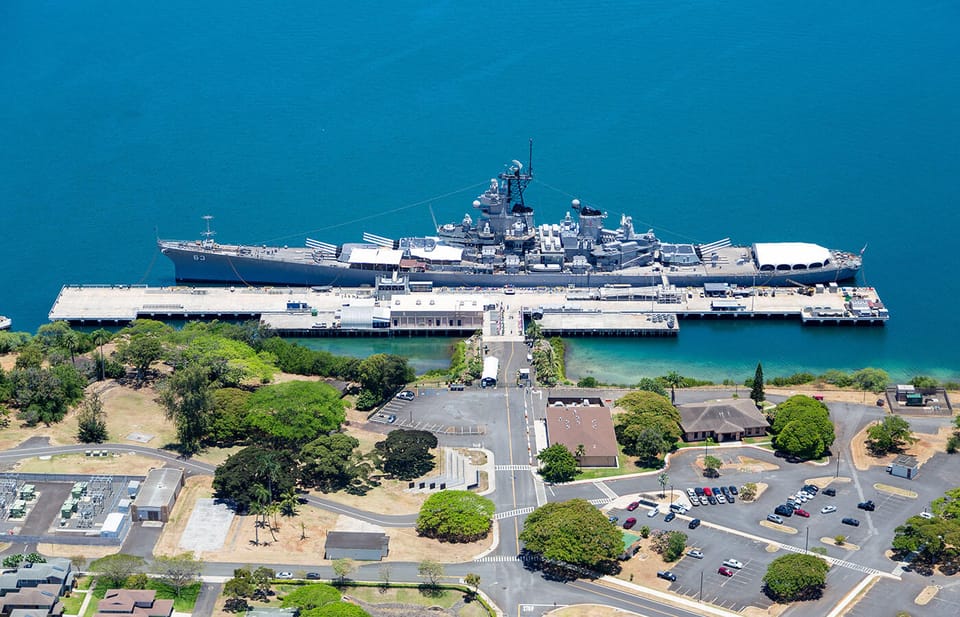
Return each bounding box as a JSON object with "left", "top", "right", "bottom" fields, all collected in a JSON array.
[
  {"left": 670, "top": 485, "right": 674, "bottom": 506},
  {"left": 699, "top": 571, "right": 703, "bottom": 603},
  {"left": 835, "top": 452, "right": 841, "bottom": 478},
  {"left": 805, "top": 527, "right": 809, "bottom": 553}
]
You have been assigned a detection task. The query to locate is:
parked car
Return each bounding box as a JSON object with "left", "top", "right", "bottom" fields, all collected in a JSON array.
[
  {"left": 626, "top": 501, "right": 640, "bottom": 511},
  {"left": 767, "top": 514, "right": 784, "bottom": 524},
  {"left": 720, "top": 486, "right": 731, "bottom": 497},
  {"left": 690, "top": 497, "right": 701, "bottom": 507},
  {"left": 657, "top": 570, "right": 677, "bottom": 582},
  {"left": 688, "top": 518, "right": 701, "bottom": 530},
  {"left": 919, "top": 512, "right": 935, "bottom": 520},
  {"left": 647, "top": 507, "right": 660, "bottom": 518},
  {"left": 775, "top": 504, "right": 794, "bottom": 517},
  {"left": 722, "top": 559, "right": 744, "bottom": 569},
  {"left": 718, "top": 567, "right": 735, "bottom": 577},
  {"left": 623, "top": 517, "right": 637, "bottom": 529},
  {"left": 707, "top": 495, "right": 717, "bottom": 505},
  {"left": 664, "top": 512, "right": 676, "bottom": 523},
  {"left": 842, "top": 517, "right": 861, "bottom": 527},
  {"left": 822, "top": 488, "right": 837, "bottom": 497},
  {"left": 305, "top": 572, "right": 321, "bottom": 580},
  {"left": 726, "top": 494, "right": 735, "bottom": 504},
  {"left": 396, "top": 390, "right": 416, "bottom": 401},
  {"left": 716, "top": 494, "right": 727, "bottom": 504},
  {"left": 687, "top": 488, "right": 697, "bottom": 498},
  {"left": 793, "top": 508, "right": 810, "bottom": 518},
  {"left": 670, "top": 503, "right": 688, "bottom": 514},
  {"left": 699, "top": 496, "right": 710, "bottom": 506},
  {"left": 608, "top": 515, "right": 619, "bottom": 523},
  {"left": 821, "top": 505, "right": 838, "bottom": 514},
  {"left": 276, "top": 571, "right": 294, "bottom": 579},
  {"left": 703, "top": 487, "right": 713, "bottom": 497},
  {"left": 695, "top": 487, "right": 705, "bottom": 496},
  {"left": 858, "top": 500, "right": 876, "bottom": 511},
  {"left": 712, "top": 487, "right": 722, "bottom": 497},
  {"left": 803, "top": 484, "right": 820, "bottom": 495},
  {"left": 687, "top": 549, "right": 704, "bottom": 559},
  {"left": 728, "top": 485, "right": 739, "bottom": 495}
]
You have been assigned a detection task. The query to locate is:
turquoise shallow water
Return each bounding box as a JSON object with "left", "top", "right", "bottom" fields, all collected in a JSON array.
[{"left": 1, "top": 1, "right": 958, "bottom": 381}]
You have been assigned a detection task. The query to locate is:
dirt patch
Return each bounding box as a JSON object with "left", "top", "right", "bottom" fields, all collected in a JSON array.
[
  {"left": 765, "top": 544, "right": 781, "bottom": 553},
  {"left": 805, "top": 476, "right": 851, "bottom": 489},
  {"left": 737, "top": 456, "right": 779, "bottom": 473},
  {"left": 760, "top": 521, "right": 798, "bottom": 535},
  {"left": 915, "top": 586, "right": 938, "bottom": 605},
  {"left": 874, "top": 483, "right": 918, "bottom": 499},
  {"left": 850, "top": 423, "right": 953, "bottom": 471},
  {"left": 548, "top": 606, "right": 640, "bottom": 617},
  {"left": 153, "top": 477, "right": 491, "bottom": 565},
  {"left": 766, "top": 386, "right": 886, "bottom": 405},
  {"left": 36, "top": 543, "right": 119, "bottom": 560},
  {"left": 12, "top": 452, "right": 161, "bottom": 475},
  {"left": 742, "top": 605, "right": 790, "bottom": 617},
  {"left": 820, "top": 537, "right": 860, "bottom": 551},
  {"left": 0, "top": 353, "right": 16, "bottom": 371}
]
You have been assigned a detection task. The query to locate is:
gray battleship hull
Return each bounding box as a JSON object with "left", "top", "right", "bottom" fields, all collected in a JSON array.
[{"left": 161, "top": 243, "right": 860, "bottom": 289}]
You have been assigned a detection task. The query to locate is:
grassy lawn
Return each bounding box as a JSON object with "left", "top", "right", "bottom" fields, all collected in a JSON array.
[
  {"left": 83, "top": 580, "right": 201, "bottom": 617},
  {"left": 61, "top": 592, "right": 85, "bottom": 615},
  {"left": 574, "top": 449, "right": 658, "bottom": 481},
  {"left": 344, "top": 585, "right": 464, "bottom": 609}
]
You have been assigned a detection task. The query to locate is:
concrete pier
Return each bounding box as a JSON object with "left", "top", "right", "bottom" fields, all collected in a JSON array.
[{"left": 47, "top": 282, "right": 888, "bottom": 338}]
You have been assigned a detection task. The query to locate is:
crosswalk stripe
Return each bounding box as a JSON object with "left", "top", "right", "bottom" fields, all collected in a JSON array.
[
  {"left": 494, "top": 506, "right": 535, "bottom": 520},
  {"left": 474, "top": 555, "right": 521, "bottom": 563}
]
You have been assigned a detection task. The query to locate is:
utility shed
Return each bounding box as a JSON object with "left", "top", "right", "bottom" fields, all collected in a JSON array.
[
  {"left": 130, "top": 469, "right": 184, "bottom": 522},
  {"left": 101, "top": 512, "right": 126, "bottom": 538},
  {"left": 890, "top": 454, "right": 919, "bottom": 479},
  {"left": 323, "top": 531, "right": 389, "bottom": 561}
]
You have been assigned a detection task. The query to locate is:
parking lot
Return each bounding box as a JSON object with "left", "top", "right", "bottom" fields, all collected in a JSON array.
[{"left": 368, "top": 387, "right": 489, "bottom": 434}]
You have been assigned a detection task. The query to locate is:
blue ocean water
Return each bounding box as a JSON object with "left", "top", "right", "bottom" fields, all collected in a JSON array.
[{"left": 2, "top": 0, "right": 958, "bottom": 382}]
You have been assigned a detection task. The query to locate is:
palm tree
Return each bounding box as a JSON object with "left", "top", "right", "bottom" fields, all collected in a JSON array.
[
  {"left": 251, "top": 483, "right": 270, "bottom": 546},
  {"left": 92, "top": 329, "right": 111, "bottom": 381},
  {"left": 665, "top": 371, "right": 683, "bottom": 404},
  {"left": 658, "top": 472, "right": 669, "bottom": 498},
  {"left": 279, "top": 489, "right": 299, "bottom": 518},
  {"left": 574, "top": 444, "right": 586, "bottom": 471}
]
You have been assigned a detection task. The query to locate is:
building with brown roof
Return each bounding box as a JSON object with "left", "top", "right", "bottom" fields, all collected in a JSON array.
[
  {"left": 95, "top": 590, "right": 173, "bottom": 617},
  {"left": 677, "top": 398, "right": 769, "bottom": 442},
  {"left": 0, "top": 584, "right": 62, "bottom": 617},
  {"left": 544, "top": 397, "right": 619, "bottom": 467}
]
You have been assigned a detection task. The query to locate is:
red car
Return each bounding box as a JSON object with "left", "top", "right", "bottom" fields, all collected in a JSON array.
[
  {"left": 626, "top": 501, "right": 640, "bottom": 511},
  {"left": 623, "top": 517, "right": 637, "bottom": 529},
  {"left": 794, "top": 508, "right": 810, "bottom": 518},
  {"left": 703, "top": 487, "right": 713, "bottom": 497},
  {"left": 718, "top": 567, "right": 734, "bottom": 577}
]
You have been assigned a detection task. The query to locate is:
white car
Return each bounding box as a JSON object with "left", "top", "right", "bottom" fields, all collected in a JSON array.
[
  {"left": 686, "top": 488, "right": 697, "bottom": 498},
  {"left": 716, "top": 494, "right": 726, "bottom": 504},
  {"left": 722, "top": 559, "right": 744, "bottom": 569},
  {"left": 687, "top": 549, "right": 704, "bottom": 559},
  {"left": 820, "top": 505, "right": 837, "bottom": 514},
  {"left": 795, "top": 493, "right": 808, "bottom": 503},
  {"left": 276, "top": 571, "right": 293, "bottom": 579},
  {"left": 919, "top": 512, "right": 935, "bottom": 519},
  {"left": 647, "top": 507, "right": 660, "bottom": 518}
]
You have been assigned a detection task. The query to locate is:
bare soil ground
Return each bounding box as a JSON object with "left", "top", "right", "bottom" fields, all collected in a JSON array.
[
  {"left": 915, "top": 585, "right": 939, "bottom": 605},
  {"left": 37, "top": 542, "right": 118, "bottom": 560},
  {"left": 740, "top": 482, "right": 769, "bottom": 503},
  {"left": 850, "top": 423, "right": 953, "bottom": 471},
  {"left": 736, "top": 456, "right": 779, "bottom": 473},
  {"left": 547, "top": 606, "right": 639, "bottom": 617},
  {"left": 154, "top": 476, "right": 492, "bottom": 564},
  {"left": 819, "top": 537, "right": 860, "bottom": 551},
  {"left": 13, "top": 452, "right": 162, "bottom": 475},
  {"left": 805, "top": 476, "right": 851, "bottom": 490}
]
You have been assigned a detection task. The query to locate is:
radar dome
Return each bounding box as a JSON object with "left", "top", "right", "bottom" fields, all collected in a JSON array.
[
  {"left": 571, "top": 199, "right": 581, "bottom": 207},
  {"left": 472, "top": 200, "right": 481, "bottom": 207}
]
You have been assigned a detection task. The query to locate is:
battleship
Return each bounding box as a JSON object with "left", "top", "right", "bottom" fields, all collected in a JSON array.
[{"left": 159, "top": 150, "right": 862, "bottom": 289}]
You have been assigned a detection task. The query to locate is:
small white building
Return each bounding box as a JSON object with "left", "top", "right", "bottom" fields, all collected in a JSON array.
[{"left": 101, "top": 512, "right": 126, "bottom": 538}]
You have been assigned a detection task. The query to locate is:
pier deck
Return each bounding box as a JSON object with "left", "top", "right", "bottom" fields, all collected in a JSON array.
[{"left": 47, "top": 283, "right": 888, "bottom": 338}]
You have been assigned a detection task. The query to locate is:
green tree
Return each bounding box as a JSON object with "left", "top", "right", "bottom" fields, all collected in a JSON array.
[
  {"left": 770, "top": 395, "right": 835, "bottom": 458},
  {"left": 703, "top": 455, "right": 722, "bottom": 477},
  {"left": 537, "top": 444, "right": 578, "bottom": 483},
  {"left": 126, "top": 573, "right": 149, "bottom": 589},
  {"left": 299, "top": 433, "right": 361, "bottom": 492},
  {"left": 157, "top": 364, "right": 212, "bottom": 455},
  {"left": 356, "top": 354, "right": 415, "bottom": 410},
  {"left": 91, "top": 329, "right": 112, "bottom": 381},
  {"left": 658, "top": 472, "right": 669, "bottom": 497},
  {"left": 213, "top": 446, "right": 298, "bottom": 512},
  {"left": 574, "top": 444, "right": 586, "bottom": 470},
  {"left": 76, "top": 392, "right": 108, "bottom": 443},
  {"left": 663, "top": 531, "right": 688, "bottom": 562},
  {"left": 519, "top": 499, "right": 623, "bottom": 572},
  {"left": 775, "top": 420, "right": 826, "bottom": 459},
  {"left": 375, "top": 429, "right": 437, "bottom": 480},
  {"left": 630, "top": 427, "right": 670, "bottom": 467},
  {"left": 910, "top": 375, "right": 938, "bottom": 389},
  {"left": 751, "top": 363, "right": 765, "bottom": 406},
  {"left": 281, "top": 583, "right": 340, "bottom": 609},
  {"left": 417, "top": 560, "right": 444, "bottom": 587},
  {"left": 865, "top": 416, "right": 916, "bottom": 455},
  {"left": 116, "top": 324, "right": 168, "bottom": 382},
  {"left": 302, "top": 603, "right": 370, "bottom": 617},
  {"left": 152, "top": 552, "right": 203, "bottom": 597},
  {"left": 577, "top": 376, "right": 598, "bottom": 388},
  {"left": 332, "top": 559, "right": 354, "bottom": 585},
  {"left": 634, "top": 377, "right": 668, "bottom": 397},
  {"left": 206, "top": 387, "right": 252, "bottom": 446},
  {"left": 762, "top": 553, "right": 829, "bottom": 602},
  {"left": 852, "top": 368, "right": 890, "bottom": 393},
  {"left": 245, "top": 381, "right": 345, "bottom": 448},
  {"left": 89, "top": 554, "right": 145, "bottom": 589},
  {"left": 251, "top": 567, "right": 275, "bottom": 596},
  {"left": 740, "top": 482, "right": 758, "bottom": 501},
  {"left": 416, "top": 490, "right": 495, "bottom": 543},
  {"left": 464, "top": 573, "right": 481, "bottom": 596},
  {"left": 223, "top": 571, "right": 254, "bottom": 602},
  {"left": 664, "top": 371, "right": 684, "bottom": 403}
]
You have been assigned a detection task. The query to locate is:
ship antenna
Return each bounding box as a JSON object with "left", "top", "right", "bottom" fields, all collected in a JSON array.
[{"left": 201, "top": 215, "right": 215, "bottom": 248}]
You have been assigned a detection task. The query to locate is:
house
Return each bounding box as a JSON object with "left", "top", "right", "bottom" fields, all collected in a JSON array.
[
  {"left": 130, "top": 468, "right": 184, "bottom": 522},
  {"left": 323, "top": 531, "right": 389, "bottom": 561},
  {"left": 0, "top": 584, "right": 62, "bottom": 617},
  {"left": 0, "top": 559, "right": 74, "bottom": 598},
  {"left": 544, "top": 397, "right": 619, "bottom": 467},
  {"left": 95, "top": 590, "right": 173, "bottom": 617},
  {"left": 677, "top": 398, "right": 769, "bottom": 442}
]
